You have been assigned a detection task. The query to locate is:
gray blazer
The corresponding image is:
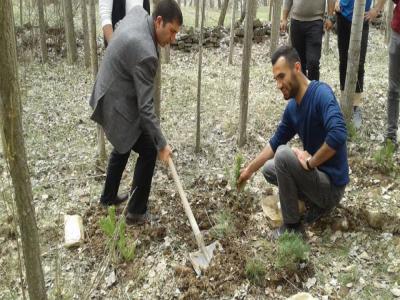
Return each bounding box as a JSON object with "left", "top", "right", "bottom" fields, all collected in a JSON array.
[{"left": 89, "top": 6, "right": 166, "bottom": 154}]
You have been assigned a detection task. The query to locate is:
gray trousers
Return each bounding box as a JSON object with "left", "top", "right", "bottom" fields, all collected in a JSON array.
[
  {"left": 262, "top": 145, "right": 345, "bottom": 224},
  {"left": 387, "top": 31, "right": 400, "bottom": 142}
]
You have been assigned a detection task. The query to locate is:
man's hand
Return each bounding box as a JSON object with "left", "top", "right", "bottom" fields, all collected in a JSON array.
[
  {"left": 365, "top": 7, "right": 379, "bottom": 21},
  {"left": 324, "top": 19, "right": 334, "bottom": 31},
  {"left": 158, "top": 145, "right": 172, "bottom": 163},
  {"left": 334, "top": 0, "right": 341, "bottom": 13},
  {"left": 292, "top": 147, "right": 311, "bottom": 171},
  {"left": 237, "top": 166, "right": 253, "bottom": 189},
  {"left": 280, "top": 19, "right": 288, "bottom": 32}
]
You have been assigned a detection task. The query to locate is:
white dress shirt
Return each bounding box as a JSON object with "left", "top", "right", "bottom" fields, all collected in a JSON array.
[{"left": 99, "top": 0, "right": 144, "bottom": 27}]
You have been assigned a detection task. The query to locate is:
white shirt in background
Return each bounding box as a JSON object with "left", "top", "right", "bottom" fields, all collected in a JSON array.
[{"left": 99, "top": 0, "right": 144, "bottom": 28}]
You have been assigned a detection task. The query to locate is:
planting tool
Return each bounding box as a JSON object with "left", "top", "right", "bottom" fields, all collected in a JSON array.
[{"left": 168, "top": 157, "right": 219, "bottom": 275}]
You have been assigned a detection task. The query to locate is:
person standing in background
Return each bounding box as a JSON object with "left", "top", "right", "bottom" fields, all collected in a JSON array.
[{"left": 100, "top": 0, "right": 151, "bottom": 44}]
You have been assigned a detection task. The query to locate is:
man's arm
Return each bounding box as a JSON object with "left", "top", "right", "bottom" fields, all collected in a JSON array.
[
  {"left": 365, "top": 0, "right": 387, "bottom": 21},
  {"left": 280, "top": 0, "right": 293, "bottom": 32},
  {"left": 325, "top": 0, "right": 336, "bottom": 31},
  {"left": 293, "top": 143, "right": 336, "bottom": 170},
  {"left": 238, "top": 143, "right": 275, "bottom": 185},
  {"left": 99, "top": 0, "right": 114, "bottom": 43}
]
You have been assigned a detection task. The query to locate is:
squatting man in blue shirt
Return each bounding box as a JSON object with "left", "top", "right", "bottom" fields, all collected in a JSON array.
[{"left": 237, "top": 46, "right": 350, "bottom": 239}]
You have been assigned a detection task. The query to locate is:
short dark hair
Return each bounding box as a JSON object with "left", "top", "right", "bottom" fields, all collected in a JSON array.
[
  {"left": 152, "top": 0, "right": 183, "bottom": 26},
  {"left": 271, "top": 45, "right": 300, "bottom": 67}
]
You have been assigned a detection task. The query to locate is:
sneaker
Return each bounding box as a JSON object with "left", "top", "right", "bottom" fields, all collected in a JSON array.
[
  {"left": 271, "top": 223, "right": 306, "bottom": 240},
  {"left": 100, "top": 193, "right": 128, "bottom": 207},
  {"left": 352, "top": 106, "right": 362, "bottom": 129},
  {"left": 125, "top": 211, "right": 154, "bottom": 226}
]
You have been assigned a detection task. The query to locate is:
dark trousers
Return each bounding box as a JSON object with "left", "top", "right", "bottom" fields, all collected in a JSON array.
[
  {"left": 337, "top": 12, "right": 369, "bottom": 93},
  {"left": 290, "top": 19, "right": 324, "bottom": 81},
  {"left": 101, "top": 132, "right": 157, "bottom": 214}
]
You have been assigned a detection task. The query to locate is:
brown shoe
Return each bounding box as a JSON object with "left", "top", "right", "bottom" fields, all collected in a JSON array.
[
  {"left": 125, "top": 211, "right": 153, "bottom": 226},
  {"left": 100, "top": 193, "right": 128, "bottom": 207}
]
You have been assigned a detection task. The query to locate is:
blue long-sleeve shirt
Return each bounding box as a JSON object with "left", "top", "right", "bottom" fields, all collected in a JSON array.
[{"left": 269, "top": 81, "right": 350, "bottom": 187}]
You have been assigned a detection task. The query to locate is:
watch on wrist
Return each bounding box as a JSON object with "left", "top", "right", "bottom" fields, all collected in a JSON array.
[
  {"left": 327, "top": 15, "right": 336, "bottom": 24},
  {"left": 306, "top": 157, "right": 314, "bottom": 171}
]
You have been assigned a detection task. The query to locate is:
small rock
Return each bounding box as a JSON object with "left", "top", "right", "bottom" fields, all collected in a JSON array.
[
  {"left": 287, "top": 292, "right": 317, "bottom": 300},
  {"left": 391, "top": 288, "right": 400, "bottom": 297},
  {"left": 105, "top": 270, "right": 116, "bottom": 288}
]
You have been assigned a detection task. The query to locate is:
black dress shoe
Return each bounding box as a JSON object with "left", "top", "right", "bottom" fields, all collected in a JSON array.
[
  {"left": 100, "top": 193, "right": 129, "bottom": 207},
  {"left": 125, "top": 211, "right": 155, "bottom": 226}
]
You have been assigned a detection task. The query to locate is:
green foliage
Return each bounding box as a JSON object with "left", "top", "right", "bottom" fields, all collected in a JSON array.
[
  {"left": 211, "top": 210, "right": 235, "bottom": 239},
  {"left": 373, "top": 139, "right": 396, "bottom": 175},
  {"left": 338, "top": 267, "right": 359, "bottom": 285},
  {"left": 347, "top": 122, "right": 359, "bottom": 142},
  {"left": 245, "top": 258, "right": 266, "bottom": 285},
  {"left": 99, "top": 206, "right": 136, "bottom": 262},
  {"left": 231, "top": 153, "right": 244, "bottom": 191},
  {"left": 275, "top": 232, "right": 310, "bottom": 272}
]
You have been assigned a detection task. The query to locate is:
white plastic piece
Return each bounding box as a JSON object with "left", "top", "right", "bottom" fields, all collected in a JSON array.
[{"left": 64, "top": 215, "right": 84, "bottom": 248}]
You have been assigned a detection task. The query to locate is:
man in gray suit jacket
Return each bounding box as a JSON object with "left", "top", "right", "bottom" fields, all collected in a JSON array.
[{"left": 89, "top": 0, "right": 182, "bottom": 225}]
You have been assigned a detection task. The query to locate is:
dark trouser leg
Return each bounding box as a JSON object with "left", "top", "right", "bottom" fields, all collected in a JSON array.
[
  {"left": 262, "top": 145, "right": 343, "bottom": 224},
  {"left": 337, "top": 13, "right": 351, "bottom": 92},
  {"left": 305, "top": 20, "right": 323, "bottom": 81},
  {"left": 355, "top": 22, "right": 369, "bottom": 93},
  {"left": 128, "top": 132, "right": 157, "bottom": 214},
  {"left": 387, "top": 31, "right": 400, "bottom": 141},
  {"left": 101, "top": 149, "right": 130, "bottom": 203},
  {"left": 290, "top": 19, "right": 307, "bottom": 76}
]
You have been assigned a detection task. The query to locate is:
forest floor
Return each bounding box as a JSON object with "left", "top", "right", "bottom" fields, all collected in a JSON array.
[{"left": 1, "top": 26, "right": 400, "bottom": 299}]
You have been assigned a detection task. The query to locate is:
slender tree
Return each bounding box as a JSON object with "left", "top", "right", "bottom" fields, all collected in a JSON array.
[
  {"left": 228, "top": 0, "right": 237, "bottom": 64},
  {"left": 38, "top": 0, "right": 48, "bottom": 62},
  {"left": 385, "top": 0, "right": 394, "bottom": 44},
  {"left": 196, "top": 0, "right": 206, "bottom": 152},
  {"left": 218, "top": 0, "right": 230, "bottom": 26},
  {"left": 195, "top": 0, "right": 200, "bottom": 27},
  {"left": 323, "top": 2, "right": 330, "bottom": 54},
  {"left": 63, "top": 0, "right": 78, "bottom": 64},
  {"left": 340, "top": 0, "right": 366, "bottom": 123},
  {"left": 153, "top": 0, "right": 162, "bottom": 118},
  {"left": 238, "top": 0, "right": 256, "bottom": 146},
  {"left": 268, "top": 0, "right": 273, "bottom": 21},
  {"left": 270, "top": 0, "right": 282, "bottom": 55},
  {"left": 20, "top": 0, "right": 23, "bottom": 25},
  {"left": 81, "top": 0, "right": 91, "bottom": 68},
  {"left": 0, "top": 1, "right": 47, "bottom": 299}
]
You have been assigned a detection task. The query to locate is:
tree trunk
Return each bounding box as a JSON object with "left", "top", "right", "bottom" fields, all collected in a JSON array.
[
  {"left": 323, "top": 3, "right": 329, "bottom": 54},
  {"left": 20, "top": 0, "right": 23, "bottom": 25},
  {"left": 210, "top": 0, "right": 214, "bottom": 9},
  {"left": 38, "top": 0, "right": 48, "bottom": 62},
  {"left": 154, "top": 61, "right": 162, "bottom": 118},
  {"left": 385, "top": 0, "right": 394, "bottom": 44},
  {"left": 195, "top": 0, "right": 200, "bottom": 28},
  {"left": 268, "top": 0, "right": 273, "bottom": 21},
  {"left": 228, "top": 0, "right": 237, "bottom": 64},
  {"left": 218, "top": 0, "right": 221, "bottom": 9},
  {"left": 63, "top": 0, "right": 78, "bottom": 64},
  {"left": 80, "top": 0, "right": 90, "bottom": 68},
  {"left": 238, "top": 0, "right": 256, "bottom": 147},
  {"left": 89, "top": 0, "right": 106, "bottom": 162},
  {"left": 196, "top": 0, "right": 206, "bottom": 152},
  {"left": 340, "top": 0, "right": 366, "bottom": 124},
  {"left": 270, "top": 0, "right": 281, "bottom": 56},
  {"left": 218, "top": 0, "right": 229, "bottom": 26},
  {"left": 0, "top": 1, "right": 47, "bottom": 300},
  {"left": 162, "top": 45, "right": 171, "bottom": 64}
]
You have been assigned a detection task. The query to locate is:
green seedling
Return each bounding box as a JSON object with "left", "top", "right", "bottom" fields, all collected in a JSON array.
[
  {"left": 99, "top": 206, "right": 136, "bottom": 262},
  {"left": 245, "top": 258, "right": 266, "bottom": 286},
  {"left": 275, "top": 232, "right": 310, "bottom": 272},
  {"left": 211, "top": 210, "right": 235, "bottom": 239},
  {"left": 231, "top": 153, "right": 244, "bottom": 191},
  {"left": 373, "top": 139, "right": 396, "bottom": 175}
]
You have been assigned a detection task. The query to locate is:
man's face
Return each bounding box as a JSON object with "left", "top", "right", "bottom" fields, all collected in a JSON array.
[
  {"left": 272, "top": 57, "right": 301, "bottom": 100},
  {"left": 154, "top": 16, "right": 180, "bottom": 47}
]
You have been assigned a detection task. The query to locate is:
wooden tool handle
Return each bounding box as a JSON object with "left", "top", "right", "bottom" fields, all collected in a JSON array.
[{"left": 168, "top": 157, "right": 209, "bottom": 260}]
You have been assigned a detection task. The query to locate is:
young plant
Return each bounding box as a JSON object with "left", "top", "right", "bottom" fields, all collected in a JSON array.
[
  {"left": 231, "top": 153, "right": 244, "bottom": 191},
  {"left": 99, "top": 206, "right": 136, "bottom": 262},
  {"left": 211, "top": 210, "right": 235, "bottom": 239},
  {"left": 245, "top": 258, "right": 266, "bottom": 286},
  {"left": 373, "top": 139, "right": 396, "bottom": 175},
  {"left": 275, "top": 232, "right": 310, "bottom": 272}
]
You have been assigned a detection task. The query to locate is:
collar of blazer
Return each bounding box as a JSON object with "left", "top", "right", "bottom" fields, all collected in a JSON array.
[{"left": 146, "top": 15, "right": 159, "bottom": 58}]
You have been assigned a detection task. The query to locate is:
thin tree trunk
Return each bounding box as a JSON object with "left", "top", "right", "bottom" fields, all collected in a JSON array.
[
  {"left": 218, "top": 0, "right": 229, "bottom": 26},
  {"left": 268, "top": 0, "right": 273, "bottom": 21},
  {"left": 20, "top": 0, "right": 23, "bottom": 25},
  {"left": 210, "top": 0, "right": 214, "bottom": 9},
  {"left": 154, "top": 61, "right": 162, "bottom": 118},
  {"left": 195, "top": 0, "right": 200, "bottom": 28},
  {"left": 80, "top": 0, "right": 90, "bottom": 68},
  {"left": 163, "top": 45, "right": 171, "bottom": 63},
  {"left": 385, "top": 0, "right": 394, "bottom": 44},
  {"left": 323, "top": 2, "right": 330, "bottom": 54},
  {"left": 270, "top": 0, "right": 281, "bottom": 56},
  {"left": 89, "top": 0, "right": 106, "bottom": 162},
  {"left": 196, "top": 0, "right": 206, "bottom": 152},
  {"left": 218, "top": 0, "right": 221, "bottom": 9},
  {"left": 0, "top": 1, "right": 47, "bottom": 299},
  {"left": 63, "top": 0, "right": 78, "bottom": 64},
  {"left": 228, "top": 0, "right": 237, "bottom": 64},
  {"left": 340, "top": 0, "right": 366, "bottom": 123},
  {"left": 38, "top": 0, "right": 48, "bottom": 62},
  {"left": 238, "top": 0, "right": 256, "bottom": 147}
]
